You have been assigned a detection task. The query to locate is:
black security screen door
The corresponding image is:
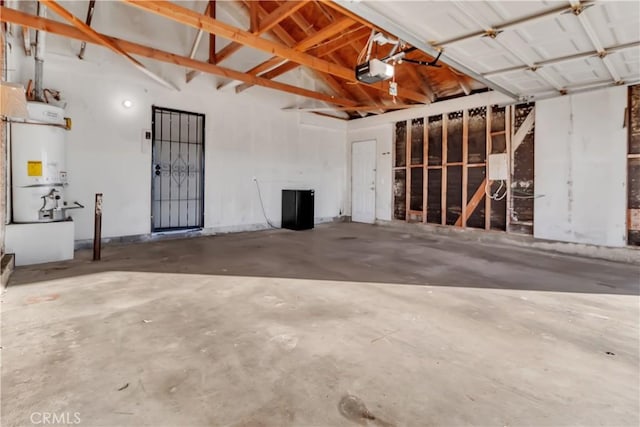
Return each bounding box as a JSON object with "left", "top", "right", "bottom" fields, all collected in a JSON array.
[{"left": 151, "top": 106, "right": 205, "bottom": 231}]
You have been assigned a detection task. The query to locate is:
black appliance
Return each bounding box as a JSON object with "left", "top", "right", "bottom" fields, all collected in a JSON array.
[{"left": 281, "top": 189, "right": 314, "bottom": 230}]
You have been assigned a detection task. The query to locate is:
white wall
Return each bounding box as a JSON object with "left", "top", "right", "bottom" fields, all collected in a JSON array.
[
  {"left": 534, "top": 86, "right": 628, "bottom": 247},
  {"left": 8, "top": 2, "right": 348, "bottom": 241}
]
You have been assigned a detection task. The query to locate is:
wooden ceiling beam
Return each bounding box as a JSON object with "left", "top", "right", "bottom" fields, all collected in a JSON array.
[
  {"left": 241, "top": 2, "right": 377, "bottom": 114},
  {"left": 40, "top": 0, "right": 180, "bottom": 91},
  {"left": 231, "top": 6, "right": 371, "bottom": 113},
  {"left": 236, "top": 2, "right": 356, "bottom": 104},
  {"left": 238, "top": 16, "right": 355, "bottom": 79},
  {"left": 208, "top": 1, "right": 216, "bottom": 64},
  {"left": 121, "top": 0, "right": 430, "bottom": 103},
  {"left": 414, "top": 65, "right": 438, "bottom": 102},
  {"left": 234, "top": 16, "right": 356, "bottom": 92},
  {"left": 204, "top": 0, "right": 306, "bottom": 65},
  {"left": 307, "top": 26, "right": 370, "bottom": 58},
  {"left": 256, "top": 1, "right": 307, "bottom": 34},
  {"left": 188, "top": 0, "right": 305, "bottom": 82},
  {"left": 249, "top": 0, "right": 259, "bottom": 32},
  {"left": 0, "top": 6, "right": 359, "bottom": 107},
  {"left": 404, "top": 64, "right": 435, "bottom": 103},
  {"left": 449, "top": 69, "right": 472, "bottom": 95}
]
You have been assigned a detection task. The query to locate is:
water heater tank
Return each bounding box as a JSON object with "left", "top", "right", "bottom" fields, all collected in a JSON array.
[{"left": 11, "top": 102, "right": 68, "bottom": 223}]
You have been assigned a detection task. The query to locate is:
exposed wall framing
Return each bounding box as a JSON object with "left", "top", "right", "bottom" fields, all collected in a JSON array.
[
  {"left": 393, "top": 121, "right": 407, "bottom": 220},
  {"left": 488, "top": 105, "right": 508, "bottom": 231},
  {"left": 628, "top": 84, "right": 640, "bottom": 246},
  {"left": 392, "top": 103, "right": 535, "bottom": 234},
  {"left": 510, "top": 103, "right": 535, "bottom": 234}
]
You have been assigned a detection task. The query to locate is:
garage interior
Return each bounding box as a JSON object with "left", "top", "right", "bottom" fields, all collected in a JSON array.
[{"left": 0, "top": 1, "right": 639, "bottom": 426}]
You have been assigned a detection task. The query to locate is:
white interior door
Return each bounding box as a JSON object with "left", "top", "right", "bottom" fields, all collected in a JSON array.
[{"left": 351, "top": 140, "right": 376, "bottom": 224}]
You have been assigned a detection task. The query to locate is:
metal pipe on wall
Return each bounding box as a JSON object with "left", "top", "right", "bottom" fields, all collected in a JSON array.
[
  {"left": 34, "top": 2, "right": 46, "bottom": 102},
  {"left": 93, "top": 193, "right": 102, "bottom": 261},
  {"left": 77, "top": 0, "right": 96, "bottom": 59}
]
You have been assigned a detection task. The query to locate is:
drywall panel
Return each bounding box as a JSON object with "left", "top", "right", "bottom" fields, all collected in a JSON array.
[
  {"left": 347, "top": 124, "right": 393, "bottom": 221},
  {"left": 534, "top": 86, "right": 627, "bottom": 247}
]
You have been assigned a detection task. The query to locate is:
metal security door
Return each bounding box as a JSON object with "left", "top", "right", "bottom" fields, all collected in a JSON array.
[{"left": 151, "top": 106, "right": 204, "bottom": 231}]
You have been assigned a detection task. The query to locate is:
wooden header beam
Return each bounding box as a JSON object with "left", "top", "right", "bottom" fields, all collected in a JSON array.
[
  {"left": 0, "top": 6, "right": 358, "bottom": 107},
  {"left": 121, "top": 0, "right": 430, "bottom": 104}
]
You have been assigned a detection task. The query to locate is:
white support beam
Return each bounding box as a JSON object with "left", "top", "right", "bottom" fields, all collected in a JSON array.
[
  {"left": 22, "top": 26, "right": 31, "bottom": 56},
  {"left": 483, "top": 41, "right": 640, "bottom": 78},
  {"left": 525, "top": 77, "right": 640, "bottom": 101},
  {"left": 435, "top": 1, "right": 596, "bottom": 48},
  {"left": 570, "top": 0, "right": 623, "bottom": 84},
  {"left": 185, "top": 2, "right": 211, "bottom": 83},
  {"left": 451, "top": 1, "right": 565, "bottom": 93}
]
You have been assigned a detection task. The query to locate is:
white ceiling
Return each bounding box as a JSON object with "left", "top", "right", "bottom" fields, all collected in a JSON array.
[{"left": 338, "top": 0, "right": 640, "bottom": 101}]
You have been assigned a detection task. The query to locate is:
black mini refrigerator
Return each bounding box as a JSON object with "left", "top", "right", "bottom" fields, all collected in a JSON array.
[{"left": 281, "top": 189, "right": 314, "bottom": 230}]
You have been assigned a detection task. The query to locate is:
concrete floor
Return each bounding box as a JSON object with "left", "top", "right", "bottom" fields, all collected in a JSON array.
[{"left": 2, "top": 223, "right": 639, "bottom": 426}]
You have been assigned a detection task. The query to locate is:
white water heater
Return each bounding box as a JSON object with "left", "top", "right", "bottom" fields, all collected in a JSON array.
[{"left": 11, "top": 102, "right": 71, "bottom": 223}]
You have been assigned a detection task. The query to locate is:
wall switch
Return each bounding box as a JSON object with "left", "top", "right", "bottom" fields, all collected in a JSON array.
[{"left": 141, "top": 129, "right": 152, "bottom": 154}]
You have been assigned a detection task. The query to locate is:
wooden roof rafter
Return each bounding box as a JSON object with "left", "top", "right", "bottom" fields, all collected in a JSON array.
[
  {"left": 232, "top": 15, "right": 358, "bottom": 92},
  {"left": 243, "top": 2, "right": 384, "bottom": 116},
  {"left": 122, "top": 0, "right": 431, "bottom": 104},
  {"left": 230, "top": 0, "right": 358, "bottom": 108},
  {"left": 186, "top": 0, "right": 306, "bottom": 83},
  {"left": 0, "top": 6, "right": 359, "bottom": 108},
  {"left": 256, "top": 1, "right": 379, "bottom": 116},
  {"left": 215, "top": 0, "right": 307, "bottom": 64}
]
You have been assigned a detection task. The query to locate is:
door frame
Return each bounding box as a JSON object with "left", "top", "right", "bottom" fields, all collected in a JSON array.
[
  {"left": 150, "top": 105, "right": 206, "bottom": 232},
  {"left": 351, "top": 139, "right": 377, "bottom": 224}
]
